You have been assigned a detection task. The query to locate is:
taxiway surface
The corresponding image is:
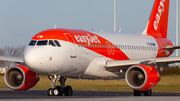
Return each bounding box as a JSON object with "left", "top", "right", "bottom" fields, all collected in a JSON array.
[{"left": 0, "top": 90, "right": 180, "bottom": 101}]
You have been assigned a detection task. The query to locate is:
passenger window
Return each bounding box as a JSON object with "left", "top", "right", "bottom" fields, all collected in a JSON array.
[
  {"left": 49, "top": 40, "right": 56, "bottom": 46},
  {"left": 97, "top": 44, "right": 99, "bottom": 48},
  {"left": 29, "top": 40, "right": 37, "bottom": 46},
  {"left": 104, "top": 44, "right": 106, "bottom": 48},
  {"left": 54, "top": 40, "right": 61, "bottom": 47},
  {"left": 37, "top": 40, "right": 48, "bottom": 46}
]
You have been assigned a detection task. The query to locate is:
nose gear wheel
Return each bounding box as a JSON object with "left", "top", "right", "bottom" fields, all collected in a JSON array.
[{"left": 47, "top": 75, "right": 73, "bottom": 96}]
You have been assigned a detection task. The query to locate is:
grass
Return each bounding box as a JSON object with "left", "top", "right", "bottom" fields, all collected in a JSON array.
[
  {"left": 152, "top": 76, "right": 180, "bottom": 92},
  {"left": 1, "top": 75, "right": 180, "bottom": 92},
  {"left": 161, "top": 66, "right": 180, "bottom": 76}
]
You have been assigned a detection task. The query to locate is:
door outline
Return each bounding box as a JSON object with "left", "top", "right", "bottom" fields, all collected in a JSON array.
[
  {"left": 106, "top": 41, "right": 115, "bottom": 55},
  {"left": 64, "top": 33, "right": 77, "bottom": 58}
]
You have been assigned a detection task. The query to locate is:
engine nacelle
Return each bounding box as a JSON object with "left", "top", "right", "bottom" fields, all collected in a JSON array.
[
  {"left": 125, "top": 64, "right": 160, "bottom": 91},
  {"left": 4, "top": 65, "right": 39, "bottom": 91}
]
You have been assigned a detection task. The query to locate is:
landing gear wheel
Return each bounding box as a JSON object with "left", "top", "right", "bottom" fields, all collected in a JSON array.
[
  {"left": 47, "top": 88, "right": 53, "bottom": 96},
  {"left": 133, "top": 90, "right": 142, "bottom": 96},
  {"left": 64, "top": 86, "right": 73, "bottom": 96},
  {"left": 56, "top": 86, "right": 63, "bottom": 96},
  {"left": 52, "top": 88, "right": 60, "bottom": 96},
  {"left": 47, "top": 86, "right": 63, "bottom": 96},
  {"left": 144, "top": 89, "right": 152, "bottom": 96},
  {"left": 47, "top": 75, "right": 73, "bottom": 96}
]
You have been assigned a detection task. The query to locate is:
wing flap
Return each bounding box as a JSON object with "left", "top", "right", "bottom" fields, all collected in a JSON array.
[
  {"left": 106, "top": 59, "right": 143, "bottom": 67},
  {"left": 106, "top": 57, "right": 180, "bottom": 71},
  {"left": 155, "top": 57, "right": 180, "bottom": 64},
  {"left": 106, "top": 59, "right": 144, "bottom": 71}
]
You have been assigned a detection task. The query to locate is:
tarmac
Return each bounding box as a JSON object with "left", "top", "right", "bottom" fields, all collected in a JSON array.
[{"left": 0, "top": 89, "right": 180, "bottom": 101}]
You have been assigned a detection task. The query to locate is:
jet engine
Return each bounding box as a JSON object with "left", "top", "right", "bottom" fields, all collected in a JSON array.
[
  {"left": 4, "top": 65, "right": 39, "bottom": 91},
  {"left": 125, "top": 64, "right": 160, "bottom": 91}
]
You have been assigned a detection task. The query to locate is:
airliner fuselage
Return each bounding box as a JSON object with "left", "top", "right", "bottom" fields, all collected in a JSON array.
[{"left": 24, "top": 29, "right": 173, "bottom": 78}]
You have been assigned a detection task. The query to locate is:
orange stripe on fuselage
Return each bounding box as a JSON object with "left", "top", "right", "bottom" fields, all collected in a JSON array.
[{"left": 32, "top": 29, "right": 129, "bottom": 60}]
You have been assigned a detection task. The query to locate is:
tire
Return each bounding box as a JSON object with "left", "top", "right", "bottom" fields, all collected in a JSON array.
[
  {"left": 51, "top": 86, "right": 63, "bottom": 96},
  {"left": 133, "top": 90, "right": 142, "bottom": 96},
  {"left": 56, "top": 86, "right": 63, "bottom": 96},
  {"left": 144, "top": 89, "right": 152, "bottom": 96},
  {"left": 52, "top": 88, "right": 59, "bottom": 96},
  {"left": 64, "top": 86, "right": 73, "bottom": 96},
  {"left": 47, "top": 88, "right": 53, "bottom": 96}
]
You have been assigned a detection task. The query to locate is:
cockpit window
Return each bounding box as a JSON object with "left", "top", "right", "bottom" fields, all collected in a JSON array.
[
  {"left": 28, "top": 40, "right": 61, "bottom": 47},
  {"left": 54, "top": 40, "right": 61, "bottom": 47},
  {"left": 29, "top": 40, "right": 37, "bottom": 46},
  {"left": 37, "top": 40, "right": 48, "bottom": 46},
  {"left": 49, "top": 40, "right": 56, "bottom": 46}
]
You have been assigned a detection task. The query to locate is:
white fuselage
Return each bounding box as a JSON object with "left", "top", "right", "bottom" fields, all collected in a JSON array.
[{"left": 24, "top": 30, "right": 164, "bottom": 79}]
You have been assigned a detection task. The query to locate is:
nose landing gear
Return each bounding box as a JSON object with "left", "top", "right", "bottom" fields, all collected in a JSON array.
[{"left": 47, "top": 75, "right": 73, "bottom": 96}]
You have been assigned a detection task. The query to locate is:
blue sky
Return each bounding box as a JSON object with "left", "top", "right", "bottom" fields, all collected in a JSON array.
[{"left": 0, "top": 0, "right": 179, "bottom": 51}]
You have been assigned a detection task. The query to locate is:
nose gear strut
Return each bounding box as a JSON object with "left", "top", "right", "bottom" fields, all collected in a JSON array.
[{"left": 47, "top": 75, "right": 73, "bottom": 96}]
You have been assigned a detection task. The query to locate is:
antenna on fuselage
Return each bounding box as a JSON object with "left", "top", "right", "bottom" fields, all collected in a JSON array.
[{"left": 54, "top": 23, "right": 56, "bottom": 29}]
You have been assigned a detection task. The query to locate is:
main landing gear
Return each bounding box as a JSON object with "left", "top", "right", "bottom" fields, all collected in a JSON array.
[
  {"left": 47, "top": 75, "right": 73, "bottom": 96},
  {"left": 134, "top": 89, "right": 152, "bottom": 96}
]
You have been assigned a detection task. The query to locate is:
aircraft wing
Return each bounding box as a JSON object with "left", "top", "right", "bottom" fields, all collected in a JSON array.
[
  {"left": 0, "top": 56, "right": 23, "bottom": 63},
  {"left": 106, "top": 56, "right": 180, "bottom": 71}
]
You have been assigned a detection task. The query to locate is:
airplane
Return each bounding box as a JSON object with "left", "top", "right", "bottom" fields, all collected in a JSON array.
[{"left": 1, "top": 0, "right": 179, "bottom": 96}]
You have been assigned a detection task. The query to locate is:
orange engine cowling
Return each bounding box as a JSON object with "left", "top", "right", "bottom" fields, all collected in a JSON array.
[
  {"left": 4, "top": 65, "right": 39, "bottom": 91},
  {"left": 125, "top": 64, "right": 160, "bottom": 91}
]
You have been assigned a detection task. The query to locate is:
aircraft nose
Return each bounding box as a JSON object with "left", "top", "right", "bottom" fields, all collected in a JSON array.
[
  {"left": 24, "top": 47, "right": 39, "bottom": 71},
  {"left": 24, "top": 46, "right": 64, "bottom": 74}
]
